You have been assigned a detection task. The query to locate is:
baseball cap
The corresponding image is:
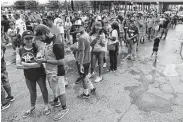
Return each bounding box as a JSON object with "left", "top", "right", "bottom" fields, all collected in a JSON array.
[
  {"left": 22, "top": 30, "right": 34, "bottom": 39},
  {"left": 34, "top": 24, "right": 50, "bottom": 36},
  {"left": 74, "top": 19, "right": 84, "bottom": 26}
]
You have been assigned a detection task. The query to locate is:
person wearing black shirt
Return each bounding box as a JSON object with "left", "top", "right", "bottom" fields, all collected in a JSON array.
[
  {"left": 16, "top": 30, "right": 50, "bottom": 118},
  {"left": 2, "top": 15, "right": 10, "bottom": 44},
  {"left": 151, "top": 36, "right": 161, "bottom": 57},
  {"left": 1, "top": 15, "right": 10, "bottom": 33},
  {"left": 34, "top": 25, "right": 69, "bottom": 121},
  {"left": 160, "top": 14, "right": 170, "bottom": 40}
]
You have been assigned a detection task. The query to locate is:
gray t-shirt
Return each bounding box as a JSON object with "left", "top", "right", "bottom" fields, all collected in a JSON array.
[{"left": 77, "top": 32, "right": 91, "bottom": 64}]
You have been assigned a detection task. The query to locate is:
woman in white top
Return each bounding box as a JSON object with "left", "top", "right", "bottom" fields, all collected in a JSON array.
[
  {"left": 65, "top": 16, "right": 72, "bottom": 44},
  {"left": 107, "top": 21, "right": 120, "bottom": 72}
]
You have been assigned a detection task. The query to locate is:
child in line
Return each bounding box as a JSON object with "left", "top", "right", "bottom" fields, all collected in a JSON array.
[{"left": 151, "top": 35, "right": 161, "bottom": 59}]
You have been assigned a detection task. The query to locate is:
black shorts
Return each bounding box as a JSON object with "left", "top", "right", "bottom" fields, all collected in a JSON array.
[
  {"left": 77, "top": 63, "right": 90, "bottom": 78},
  {"left": 153, "top": 47, "right": 158, "bottom": 52}
]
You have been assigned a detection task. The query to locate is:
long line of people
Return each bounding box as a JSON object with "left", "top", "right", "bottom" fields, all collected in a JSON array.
[{"left": 2, "top": 9, "right": 177, "bottom": 121}]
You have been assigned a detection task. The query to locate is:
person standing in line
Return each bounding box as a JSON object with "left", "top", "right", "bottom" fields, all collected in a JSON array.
[
  {"left": 126, "top": 19, "right": 139, "bottom": 61},
  {"left": 34, "top": 25, "right": 69, "bottom": 120},
  {"left": 107, "top": 21, "right": 120, "bottom": 72},
  {"left": 65, "top": 16, "right": 72, "bottom": 44},
  {"left": 1, "top": 15, "right": 10, "bottom": 45},
  {"left": 75, "top": 20, "right": 96, "bottom": 98},
  {"left": 154, "top": 14, "right": 160, "bottom": 38},
  {"left": 89, "top": 20, "right": 106, "bottom": 82},
  {"left": 16, "top": 30, "right": 50, "bottom": 118},
  {"left": 147, "top": 14, "right": 154, "bottom": 40},
  {"left": 14, "top": 13, "right": 27, "bottom": 37},
  {"left": 7, "top": 21, "right": 19, "bottom": 64},
  {"left": 70, "top": 32, "right": 82, "bottom": 84},
  {"left": 42, "top": 16, "right": 69, "bottom": 106},
  {"left": 1, "top": 41, "right": 15, "bottom": 111},
  {"left": 151, "top": 35, "right": 161, "bottom": 59},
  {"left": 160, "top": 14, "right": 170, "bottom": 40}
]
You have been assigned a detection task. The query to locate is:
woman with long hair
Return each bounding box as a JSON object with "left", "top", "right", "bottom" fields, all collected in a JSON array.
[
  {"left": 16, "top": 30, "right": 50, "bottom": 118},
  {"left": 89, "top": 20, "right": 106, "bottom": 83},
  {"left": 65, "top": 16, "right": 72, "bottom": 44}
]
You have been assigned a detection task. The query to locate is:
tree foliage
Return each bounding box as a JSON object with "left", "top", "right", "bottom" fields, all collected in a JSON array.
[
  {"left": 47, "top": 1, "right": 60, "bottom": 9},
  {"left": 14, "top": 0, "right": 39, "bottom": 9}
]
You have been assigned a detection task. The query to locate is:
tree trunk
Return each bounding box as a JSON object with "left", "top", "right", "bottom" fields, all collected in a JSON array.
[
  {"left": 93, "top": 1, "right": 96, "bottom": 14},
  {"left": 71, "top": 0, "right": 74, "bottom": 11}
]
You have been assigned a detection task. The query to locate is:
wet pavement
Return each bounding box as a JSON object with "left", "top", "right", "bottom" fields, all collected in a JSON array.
[{"left": 1, "top": 24, "right": 183, "bottom": 122}]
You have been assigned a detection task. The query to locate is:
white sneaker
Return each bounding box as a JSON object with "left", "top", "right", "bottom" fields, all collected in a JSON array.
[
  {"left": 94, "top": 76, "right": 103, "bottom": 83},
  {"left": 65, "top": 78, "right": 69, "bottom": 87},
  {"left": 88, "top": 72, "right": 94, "bottom": 78},
  {"left": 103, "top": 63, "right": 107, "bottom": 68}
]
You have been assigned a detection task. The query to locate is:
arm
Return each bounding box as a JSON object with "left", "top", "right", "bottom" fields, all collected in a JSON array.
[
  {"left": 16, "top": 48, "right": 29, "bottom": 69},
  {"left": 78, "top": 38, "right": 85, "bottom": 66}
]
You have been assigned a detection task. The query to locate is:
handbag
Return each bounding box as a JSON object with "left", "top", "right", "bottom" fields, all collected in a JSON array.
[{"left": 107, "top": 44, "right": 116, "bottom": 51}]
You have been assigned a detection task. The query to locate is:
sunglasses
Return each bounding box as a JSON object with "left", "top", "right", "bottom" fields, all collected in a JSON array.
[{"left": 24, "top": 37, "right": 33, "bottom": 40}]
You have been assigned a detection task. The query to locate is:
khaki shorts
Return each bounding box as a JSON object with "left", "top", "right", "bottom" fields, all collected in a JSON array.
[{"left": 47, "top": 75, "right": 65, "bottom": 97}]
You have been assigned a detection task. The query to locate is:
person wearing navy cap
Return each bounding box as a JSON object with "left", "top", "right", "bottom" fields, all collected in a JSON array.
[{"left": 16, "top": 30, "right": 50, "bottom": 118}]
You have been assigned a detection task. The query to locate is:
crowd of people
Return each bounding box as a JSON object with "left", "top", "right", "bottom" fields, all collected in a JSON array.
[{"left": 1, "top": 8, "right": 182, "bottom": 121}]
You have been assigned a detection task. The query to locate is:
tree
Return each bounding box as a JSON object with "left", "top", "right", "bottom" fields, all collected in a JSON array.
[
  {"left": 47, "top": 0, "right": 59, "bottom": 10},
  {"left": 14, "top": 1, "right": 26, "bottom": 9},
  {"left": 14, "top": 0, "right": 39, "bottom": 10}
]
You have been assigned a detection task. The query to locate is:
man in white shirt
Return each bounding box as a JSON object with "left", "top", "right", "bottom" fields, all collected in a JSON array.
[{"left": 15, "top": 13, "right": 27, "bottom": 36}]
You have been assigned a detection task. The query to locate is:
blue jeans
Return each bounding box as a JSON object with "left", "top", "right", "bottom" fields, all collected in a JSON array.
[
  {"left": 25, "top": 75, "right": 48, "bottom": 107},
  {"left": 91, "top": 51, "right": 104, "bottom": 76}
]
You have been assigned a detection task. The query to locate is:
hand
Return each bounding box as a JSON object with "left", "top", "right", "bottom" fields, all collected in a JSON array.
[
  {"left": 80, "top": 65, "right": 84, "bottom": 74},
  {"left": 35, "top": 58, "right": 46, "bottom": 64}
]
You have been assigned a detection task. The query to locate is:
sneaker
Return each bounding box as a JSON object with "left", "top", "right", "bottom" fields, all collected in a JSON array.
[
  {"left": 43, "top": 106, "right": 51, "bottom": 115},
  {"left": 75, "top": 77, "right": 82, "bottom": 84},
  {"left": 103, "top": 63, "right": 107, "bottom": 68},
  {"left": 23, "top": 107, "right": 35, "bottom": 118},
  {"left": 94, "top": 76, "right": 103, "bottom": 83},
  {"left": 91, "top": 88, "right": 96, "bottom": 95},
  {"left": 53, "top": 108, "right": 69, "bottom": 121},
  {"left": 88, "top": 72, "right": 94, "bottom": 79},
  {"left": 65, "top": 78, "right": 69, "bottom": 87},
  {"left": 1, "top": 102, "right": 10, "bottom": 111},
  {"left": 50, "top": 100, "right": 61, "bottom": 107},
  {"left": 6, "top": 96, "right": 15, "bottom": 102},
  {"left": 78, "top": 93, "right": 90, "bottom": 99}
]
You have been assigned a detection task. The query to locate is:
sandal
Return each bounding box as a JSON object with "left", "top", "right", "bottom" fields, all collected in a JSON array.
[
  {"left": 43, "top": 106, "right": 51, "bottom": 115},
  {"left": 23, "top": 107, "right": 35, "bottom": 118}
]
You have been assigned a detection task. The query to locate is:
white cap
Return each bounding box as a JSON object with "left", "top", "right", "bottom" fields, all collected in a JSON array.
[{"left": 74, "top": 19, "right": 83, "bottom": 26}]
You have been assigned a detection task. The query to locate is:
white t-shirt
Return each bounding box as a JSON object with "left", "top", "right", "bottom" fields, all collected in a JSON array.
[
  {"left": 112, "top": 29, "right": 118, "bottom": 41},
  {"left": 108, "top": 29, "right": 119, "bottom": 45},
  {"left": 54, "top": 18, "right": 64, "bottom": 34},
  {"left": 15, "top": 18, "right": 27, "bottom": 36},
  {"left": 7, "top": 28, "right": 17, "bottom": 37}
]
